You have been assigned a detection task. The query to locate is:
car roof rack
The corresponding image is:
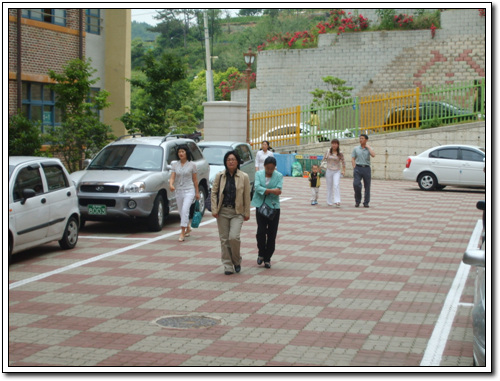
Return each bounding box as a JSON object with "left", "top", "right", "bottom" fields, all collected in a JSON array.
[
  {"left": 115, "top": 133, "right": 144, "bottom": 141},
  {"left": 161, "top": 135, "right": 183, "bottom": 143}
]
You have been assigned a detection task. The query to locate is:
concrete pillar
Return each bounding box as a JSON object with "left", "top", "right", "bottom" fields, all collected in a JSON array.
[{"left": 203, "top": 101, "right": 247, "bottom": 142}]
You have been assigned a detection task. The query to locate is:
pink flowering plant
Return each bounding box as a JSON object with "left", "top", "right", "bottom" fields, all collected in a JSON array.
[
  {"left": 257, "top": 9, "right": 370, "bottom": 51},
  {"left": 218, "top": 71, "right": 256, "bottom": 100}
]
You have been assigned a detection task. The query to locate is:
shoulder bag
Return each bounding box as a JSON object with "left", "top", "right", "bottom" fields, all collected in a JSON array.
[{"left": 258, "top": 195, "right": 277, "bottom": 220}]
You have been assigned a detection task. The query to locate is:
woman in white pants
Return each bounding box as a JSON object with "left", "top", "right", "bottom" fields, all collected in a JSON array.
[
  {"left": 322, "top": 139, "right": 346, "bottom": 207},
  {"left": 169, "top": 145, "right": 200, "bottom": 241}
]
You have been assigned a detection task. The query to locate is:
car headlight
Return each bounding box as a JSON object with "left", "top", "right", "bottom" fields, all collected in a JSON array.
[{"left": 125, "top": 182, "right": 146, "bottom": 193}]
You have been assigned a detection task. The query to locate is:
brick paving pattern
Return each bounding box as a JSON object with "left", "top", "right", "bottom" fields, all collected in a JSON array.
[{"left": 8, "top": 177, "right": 484, "bottom": 368}]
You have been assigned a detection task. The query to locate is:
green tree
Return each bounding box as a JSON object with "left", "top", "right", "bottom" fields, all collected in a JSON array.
[
  {"left": 238, "top": 9, "right": 263, "bottom": 17},
  {"left": 121, "top": 50, "right": 190, "bottom": 136},
  {"left": 8, "top": 113, "right": 43, "bottom": 156},
  {"left": 310, "top": 76, "right": 353, "bottom": 106},
  {"left": 166, "top": 105, "right": 198, "bottom": 134},
  {"left": 46, "top": 58, "right": 113, "bottom": 172}
]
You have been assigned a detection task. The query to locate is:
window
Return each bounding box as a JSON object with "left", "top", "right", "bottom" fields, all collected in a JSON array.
[
  {"left": 461, "top": 149, "right": 484, "bottom": 162},
  {"left": 42, "top": 164, "right": 69, "bottom": 191},
  {"left": 22, "top": 82, "right": 60, "bottom": 133},
  {"left": 237, "top": 144, "right": 251, "bottom": 163},
  {"left": 22, "top": 9, "right": 66, "bottom": 26},
  {"left": 13, "top": 166, "right": 44, "bottom": 201},
  {"left": 187, "top": 142, "right": 203, "bottom": 161},
  {"left": 434, "top": 148, "right": 458, "bottom": 160},
  {"left": 86, "top": 9, "right": 101, "bottom": 35}
]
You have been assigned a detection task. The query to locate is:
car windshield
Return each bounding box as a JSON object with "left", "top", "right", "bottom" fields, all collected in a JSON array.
[
  {"left": 200, "top": 146, "right": 230, "bottom": 165},
  {"left": 88, "top": 144, "right": 163, "bottom": 171}
]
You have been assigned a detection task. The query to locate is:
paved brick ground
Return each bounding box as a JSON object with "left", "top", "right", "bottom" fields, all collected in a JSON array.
[{"left": 7, "top": 177, "right": 485, "bottom": 369}]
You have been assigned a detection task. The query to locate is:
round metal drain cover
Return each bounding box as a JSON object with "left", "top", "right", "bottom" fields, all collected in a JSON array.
[{"left": 155, "top": 315, "right": 221, "bottom": 329}]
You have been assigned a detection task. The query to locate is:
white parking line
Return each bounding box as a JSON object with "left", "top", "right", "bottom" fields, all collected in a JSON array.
[
  {"left": 81, "top": 236, "right": 148, "bottom": 240},
  {"left": 9, "top": 198, "right": 292, "bottom": 290},
  {"left": 420, "top": 219, "right": 482, "bottom": 366}
]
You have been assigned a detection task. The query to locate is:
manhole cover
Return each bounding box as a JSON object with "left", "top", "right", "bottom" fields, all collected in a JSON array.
[{"left": 155, "top": 315, "right": 221, "bottom": 329}]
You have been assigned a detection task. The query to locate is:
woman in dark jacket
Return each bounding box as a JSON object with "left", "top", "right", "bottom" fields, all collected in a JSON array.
[{"left": 211, "top": 151, "right": 251, "bottom": 275}]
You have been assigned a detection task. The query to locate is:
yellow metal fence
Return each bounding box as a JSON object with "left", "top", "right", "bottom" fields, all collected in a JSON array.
[
  {"left": 249, "top": 106, "right": 303, "bottom": 149},
  {"left": 250, "top": 81, "right": 484, "bottom": 148}
]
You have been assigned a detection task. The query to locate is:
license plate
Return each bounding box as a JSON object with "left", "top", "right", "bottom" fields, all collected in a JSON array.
[{"left": 88, "top": 204, "right": 107, "bottom": 215}]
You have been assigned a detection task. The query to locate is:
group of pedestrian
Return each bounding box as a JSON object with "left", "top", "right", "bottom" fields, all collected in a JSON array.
[
  {"left": 210, "top": 143, "right": 281, "bottom": 275},
  {"left": 169, "top": 136, "right": 374, "bottom": 275},
  {"left": 168, "top": 141, "right": 281, "bottom": 275},
  {"left": 311, "top": 134, "right": 375, "bottom": 208}
]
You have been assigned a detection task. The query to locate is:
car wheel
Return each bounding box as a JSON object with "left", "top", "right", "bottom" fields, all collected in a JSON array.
[
  {"left": 59, "top": 216, "right": 79, "bottom": 250},
  {"left": 147, "top": 194, "right": 165, "bottom": 232},
  {"left": 193, "top": 137, "right": 200, "bottom": 143},
  {"left": 418, "top": 172, "right": 438, "bottom": 191},
  {"left": 8, "top": 234, "right": 13, "bottom": 262}
]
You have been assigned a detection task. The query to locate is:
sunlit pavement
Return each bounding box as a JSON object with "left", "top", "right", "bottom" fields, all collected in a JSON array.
[{"left": 8, "top": 176, "right": 484, "bottom": 369}]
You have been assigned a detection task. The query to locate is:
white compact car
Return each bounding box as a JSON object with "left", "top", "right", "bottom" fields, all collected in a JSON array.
[
  {"left": 403, "top": 145, "right": 485, "bottom": 191},
  {"left": 8, "top": 157, "right": 80, "bottom": 259},
  {"left": 251, "top": 123, "right": 353, "bottom": 148}
]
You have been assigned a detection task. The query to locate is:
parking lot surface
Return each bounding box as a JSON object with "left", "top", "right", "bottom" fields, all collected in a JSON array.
[{"left": 7, "top": 177, "right": 485, "bottom": 370}]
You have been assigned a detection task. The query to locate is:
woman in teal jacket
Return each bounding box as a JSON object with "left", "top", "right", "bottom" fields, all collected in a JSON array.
[{"left": 251, "top": 156, "right": 283, "bottom": 269}]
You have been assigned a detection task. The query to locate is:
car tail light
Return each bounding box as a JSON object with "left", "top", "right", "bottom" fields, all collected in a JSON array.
[{"left": 406, "top": 158, "right": 412, "bottom": 168}]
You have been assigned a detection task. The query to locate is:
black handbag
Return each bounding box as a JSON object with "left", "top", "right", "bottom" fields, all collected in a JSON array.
[{"left": 258, "top": 195, "right": 277, "bottom": 220}]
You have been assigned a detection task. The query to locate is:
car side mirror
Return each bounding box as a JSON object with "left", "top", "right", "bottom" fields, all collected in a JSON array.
[
  {"left": 476, "top": 201, "right": 485, "bottom": 211},
  {"left": 83, "top": 159, "right": 92, "bottom": 169},
  {"left": 21, "top": 188, "right": 36, "bottom": 205},
  {"left": 462, "top": 249, "right": 485, "bottom": 267}
]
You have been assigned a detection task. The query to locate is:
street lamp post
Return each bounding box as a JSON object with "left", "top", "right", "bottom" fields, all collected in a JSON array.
[{"left": 243, "top": 47, "right": 256, "bottom": 143}]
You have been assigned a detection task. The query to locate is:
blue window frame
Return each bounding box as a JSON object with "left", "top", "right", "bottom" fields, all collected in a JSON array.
[
  {"left": 22, "top": 9, "right": 66, "bottom": 26},
  {"left": 21, "top": 82, "right": 60, "bottom": 134},
  {"left": 86, "top": 9, "right": 101, "bottom": 35}
]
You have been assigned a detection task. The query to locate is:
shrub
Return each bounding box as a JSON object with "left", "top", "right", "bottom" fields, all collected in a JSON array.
[{"left": 8, "top": 113, "right": 43, "bottom": 156}]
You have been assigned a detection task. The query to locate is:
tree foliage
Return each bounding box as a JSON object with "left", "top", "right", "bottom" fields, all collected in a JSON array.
[
  {"left": 120, "top": 50, "right": 191, "bottom": 136},
  {"left": 8, "top": 113, "right": 43, "bottom": 156},
  {"left": 46, "top": 58, "right": 113, "bottom": 172},
  {"left": 310, "top": 76, "right": 353, "bottom": 106}
]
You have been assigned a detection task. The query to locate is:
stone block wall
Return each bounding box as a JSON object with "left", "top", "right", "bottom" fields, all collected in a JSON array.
[
  {"left": 203, "top": 101, "right": 247, "bottom": 142},
  {"left": 276, "top": 122, "right": 485, "bottom": 180},
  {"left": 231, "top": 10, "right": 486, "bottom": 114}
]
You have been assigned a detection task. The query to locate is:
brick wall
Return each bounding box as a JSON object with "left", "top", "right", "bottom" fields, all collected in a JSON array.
[
  {"left": 8, "top": 9, "right": 84, "bottom": 115},
  {"left": 232, "top": 9, "right": 486, "bottom": 114}
]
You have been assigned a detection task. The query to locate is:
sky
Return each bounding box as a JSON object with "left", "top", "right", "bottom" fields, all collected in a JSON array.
[{"left": 131, "top": 8, "right": 240, "bottom": 26}]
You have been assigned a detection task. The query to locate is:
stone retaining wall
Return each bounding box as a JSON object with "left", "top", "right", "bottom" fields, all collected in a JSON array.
[{"left": 231, "top": 9, "right": 485, "bottom": 113}]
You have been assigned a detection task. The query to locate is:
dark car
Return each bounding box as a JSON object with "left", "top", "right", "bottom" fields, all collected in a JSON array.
[
  {"left": 167, "top": 131, "right": 202, "bottom": 143},
  {"left": 385, "top": 101, "right": 476, "bottom": 129}
]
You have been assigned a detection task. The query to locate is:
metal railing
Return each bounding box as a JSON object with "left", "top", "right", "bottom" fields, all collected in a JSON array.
[{"left": 250, "top": 80, "right": 485, "bottom": 147}]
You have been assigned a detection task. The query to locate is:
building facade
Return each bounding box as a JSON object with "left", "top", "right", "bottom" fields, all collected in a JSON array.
[{"left": 8, "top": 8, "right": 130, "bottom": 137}]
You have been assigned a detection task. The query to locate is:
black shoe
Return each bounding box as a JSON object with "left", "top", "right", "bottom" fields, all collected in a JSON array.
[
  {"left": 355, "top": 203, "right": 360, "bottom": 207},
  {"left": 363, "top": 204, "right": 369, "bottom": 208},
  {"left": 235, "top": 265, "right": 241, "bottom": 273},
  {"left": 224, "top": 271, "right": 233, "bottom": 275},
  {"left": 257, "top": 257, "right": 263, "bottom": 265},
  {"left": 264, "top": 262, "right": 271, "bottom": 269}
]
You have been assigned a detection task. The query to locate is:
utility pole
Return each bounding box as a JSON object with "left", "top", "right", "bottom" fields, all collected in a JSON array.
[{"left": 204, "top": 10, "right": 214, "bottom": 102}]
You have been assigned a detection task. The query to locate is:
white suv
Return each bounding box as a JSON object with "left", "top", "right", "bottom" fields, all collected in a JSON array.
[
  {"left": 70, "top": 135, "right": 210, "bottom": 231},
  {"left": 8, "top": 157, "right": 80, "bottom": 259}
]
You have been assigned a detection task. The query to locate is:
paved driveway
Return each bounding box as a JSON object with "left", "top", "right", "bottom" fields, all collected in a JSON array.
[{"left": 7, "top": 177, "right": 485, "bottom": 369}]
